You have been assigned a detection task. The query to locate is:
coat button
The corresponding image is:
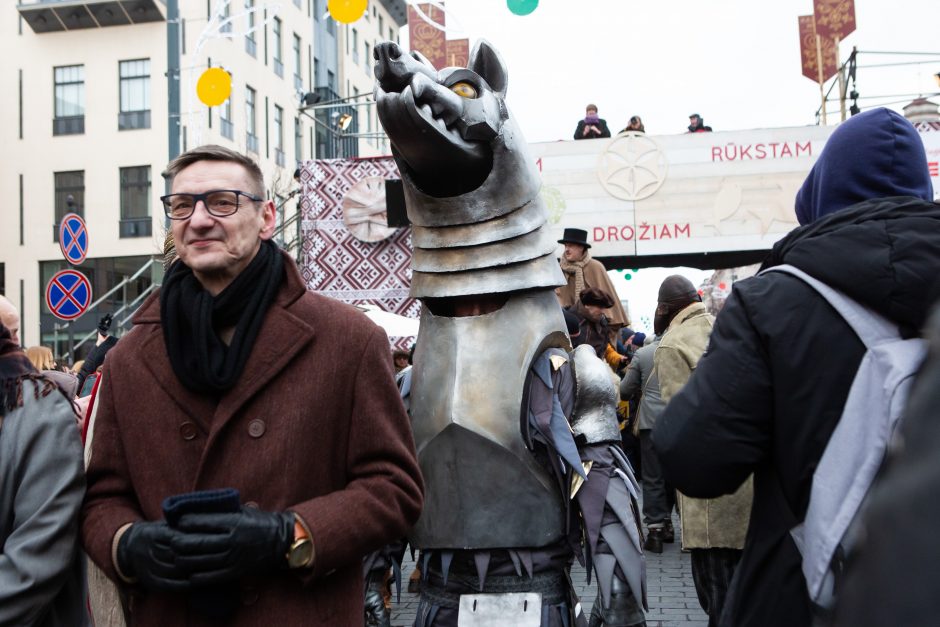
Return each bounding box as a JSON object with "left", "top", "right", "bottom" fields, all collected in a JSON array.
[
  {"left": 179, "top": 422, "right": 197, "bottom": 440},
  {"left": 248, "top": 419, "right": 266, "bottom": 438},
  {"left": 244, "top": 501, "right": 259, "bottom": 509}
]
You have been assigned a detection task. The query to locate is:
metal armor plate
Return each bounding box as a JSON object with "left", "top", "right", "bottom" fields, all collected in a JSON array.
[
  {"left": 569, "top": 344, "right": 622, "bottom": 444},
  {"left": 409, "top": 290, "right": 570, "bottom": 549}
]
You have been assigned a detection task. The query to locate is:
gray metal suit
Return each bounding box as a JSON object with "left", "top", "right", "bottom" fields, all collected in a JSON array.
[{"left": 374, "top": 38, "right": 573, "bottom": 549}]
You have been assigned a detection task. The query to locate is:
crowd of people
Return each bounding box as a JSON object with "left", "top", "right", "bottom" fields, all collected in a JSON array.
[
  {"left": 573, "top": 104, "right": 712, "bottom": 138},
  {"left": 1, "top": 107, "right": 939, "bottom": 627}
]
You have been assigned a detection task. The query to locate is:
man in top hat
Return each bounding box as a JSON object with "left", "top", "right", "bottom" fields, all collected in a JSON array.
[{"left": 556, "top": 228, "right": 629, "bottom": 330}]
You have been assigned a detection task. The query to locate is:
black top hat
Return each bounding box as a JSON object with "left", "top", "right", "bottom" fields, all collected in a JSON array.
[{"left": 558, "top": 228, "right": 591, "bottom": 248}]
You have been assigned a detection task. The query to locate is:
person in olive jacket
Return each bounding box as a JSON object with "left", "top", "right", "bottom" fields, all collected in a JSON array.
[{"left": 653, "top": 108, "right": 940, "bottom": 627}]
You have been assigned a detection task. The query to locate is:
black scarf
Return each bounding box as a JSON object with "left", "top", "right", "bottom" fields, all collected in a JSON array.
[
  {"left": 160, "top": 240, "right": 284, "bottom": 394},
  {"left": 0, "top": 323, "right": 51, "bottom": 418}
]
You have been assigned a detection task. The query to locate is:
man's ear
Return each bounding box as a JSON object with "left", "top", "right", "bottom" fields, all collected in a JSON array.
[
  {"left": 259, "top": 199, "right": 277, "bottom": 240},
  {"left": 468, "top": 39, "right": 508, "bottom": 96}
]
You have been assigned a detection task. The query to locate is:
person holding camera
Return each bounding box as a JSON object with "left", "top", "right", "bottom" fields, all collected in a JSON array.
[{"left": 574, "top": 103, "right": 612, "bottom": 140}]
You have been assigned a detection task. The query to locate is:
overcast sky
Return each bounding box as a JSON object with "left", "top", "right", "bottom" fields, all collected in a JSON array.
[
  {"left": 395, "top": 0, "right": 939, "bottom": 332},
  {"left": 400, "top": 0, "right": 940, "bottom": 141}
]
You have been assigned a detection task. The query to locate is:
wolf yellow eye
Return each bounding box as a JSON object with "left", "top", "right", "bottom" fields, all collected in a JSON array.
[{"left": 449, "top": 82, "right": 478, "bottom": 99}]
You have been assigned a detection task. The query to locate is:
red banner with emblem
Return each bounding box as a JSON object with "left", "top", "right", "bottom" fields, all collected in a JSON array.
[
  {"left": 813, "top": 0, "right": 856, "bottom": 40},
  {"left": 799, "top": 15, "right": 838, "bottom": 83},
  {"left": 445, "top": 39, "right": 469, "bottom": 68},
  {"left": 407, "top": 3, "right": 446, "bottom": 70}
]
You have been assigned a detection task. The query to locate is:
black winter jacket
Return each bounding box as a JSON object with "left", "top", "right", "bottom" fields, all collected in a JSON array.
[{"left": 653, "top": 196, "right": 940, "bottom": 627}]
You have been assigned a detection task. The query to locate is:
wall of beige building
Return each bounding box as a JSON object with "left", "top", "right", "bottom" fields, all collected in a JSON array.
[{"left": 1, "top": 1, "right": 314, "bottom": 348}]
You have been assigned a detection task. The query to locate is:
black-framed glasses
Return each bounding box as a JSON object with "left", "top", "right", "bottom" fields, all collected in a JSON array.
[{"left": 160, "top": 189, "right": 263, "bottom": 220}]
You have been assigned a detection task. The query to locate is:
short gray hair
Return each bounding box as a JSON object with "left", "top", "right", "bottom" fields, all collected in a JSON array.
[{"left": 162, "top": 145, "right": 265, "bottom": 197}]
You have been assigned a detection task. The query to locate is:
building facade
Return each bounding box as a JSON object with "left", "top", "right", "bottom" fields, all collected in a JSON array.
[{"left": 2, "top": 0, "right": 330, "bottom": 354}]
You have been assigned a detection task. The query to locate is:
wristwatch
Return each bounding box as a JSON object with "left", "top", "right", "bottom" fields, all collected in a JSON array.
[{"left": 287, "top": 518, "right": 314, "bottom": 569}]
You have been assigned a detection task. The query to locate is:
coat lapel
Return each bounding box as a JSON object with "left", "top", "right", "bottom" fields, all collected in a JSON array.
[
  {"left": 133, "top": 294, "right": 217, "bottom": 433},
  {"left": 201, "top": 259, "right": 316, "bottom": 458}
]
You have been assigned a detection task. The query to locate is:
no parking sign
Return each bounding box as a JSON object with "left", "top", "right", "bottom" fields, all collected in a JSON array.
[
  {"left": 59, "top": 213, "right": 89, "bottom": 265},
  {"left": 46, "top": 269, "right": 92, "bottom": 321}
]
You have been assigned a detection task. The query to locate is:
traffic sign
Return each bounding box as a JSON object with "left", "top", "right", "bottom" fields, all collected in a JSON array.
[
  {"left": 46, "top": 270, "right": 92, "bottom": 321},
  {"left": 59, "top": 213, "right": 89, "bottom": 265}
]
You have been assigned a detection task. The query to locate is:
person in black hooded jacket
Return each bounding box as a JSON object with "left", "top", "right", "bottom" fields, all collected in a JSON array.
[{"left": 652, "top": 107, "right": 940, "bottom": 627}]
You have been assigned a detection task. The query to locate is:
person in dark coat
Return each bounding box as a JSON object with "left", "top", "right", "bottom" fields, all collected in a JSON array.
[
  {"left": 574, "top": 104, "right": 612, "bottom": 140},
  {"left": 652, "top": 107, "right": 940, "bottom": 627},
  {"left": 686, "top": 113, "right": 712, "bottom": 133},
  {"left": 76, "top": 314, "right": 118, "bottom": 392}
]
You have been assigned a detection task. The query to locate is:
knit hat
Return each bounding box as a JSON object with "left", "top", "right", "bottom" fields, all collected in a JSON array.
[
  {"left": 632, "top": 332, "right": 646, "bottom": 347},
  {"left": 580, "top": 287, "right": 615, "bottom": 308},
  {"left": 657, "top": 275, "right": 699, "bottom": 304}
]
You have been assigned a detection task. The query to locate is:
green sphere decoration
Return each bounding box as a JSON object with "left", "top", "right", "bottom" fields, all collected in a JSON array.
[{"left": 507, "top": 0, "right": 538, "bottom": 16}]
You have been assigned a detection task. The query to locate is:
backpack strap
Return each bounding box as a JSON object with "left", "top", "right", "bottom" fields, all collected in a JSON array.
[{"left": 759, "top": 263, "right": 926, "bottom": 609}]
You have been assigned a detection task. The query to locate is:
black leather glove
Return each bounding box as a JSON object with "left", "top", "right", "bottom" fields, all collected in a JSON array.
[
  {"left": 171, "top": 507, "right": 294, "bottom": 585},
  {"left": 117, "top": 521, "right": 192, "bottom": 591}
]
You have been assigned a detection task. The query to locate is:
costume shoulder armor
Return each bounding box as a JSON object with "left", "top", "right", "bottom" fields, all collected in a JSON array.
[{"left": 569, "top": 344, "right": 621, "bottom": 444}]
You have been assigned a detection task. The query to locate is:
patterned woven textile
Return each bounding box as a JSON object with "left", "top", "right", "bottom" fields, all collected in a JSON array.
[{"left": 299, "top": 157, "right": 419, "bottom": 350}]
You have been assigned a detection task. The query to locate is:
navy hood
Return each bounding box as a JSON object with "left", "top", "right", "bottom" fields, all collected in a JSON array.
[{"left": 795, "top": 108, "right": 933, "bottom": 225}]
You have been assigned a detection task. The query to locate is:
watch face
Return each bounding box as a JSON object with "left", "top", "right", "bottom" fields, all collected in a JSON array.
[
  {"left": 342, "top": 176, "right": 398, "bottom": 242},
  {"left": 289, "top": 539, "right": 314, "bottom": 569}
]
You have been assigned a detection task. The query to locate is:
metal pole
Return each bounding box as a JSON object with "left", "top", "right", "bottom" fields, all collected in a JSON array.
[
  {"left": 816, "top": 34, "right": 827, "bottom": 125},
  {"left": 836, "top": 37, "right": 846, "bottom": 121},
  {"left": 167, "top": 0, "right": 181, "bottom": 176}
]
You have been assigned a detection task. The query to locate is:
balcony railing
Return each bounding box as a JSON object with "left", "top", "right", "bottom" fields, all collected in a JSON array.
[
  {"left": 245, "top": 36, "right": 257, "bottom": 57},
  {"left": 53, "top": 115, "right": 84, "bottom": 136},
  {"left": 274, "top": 59, "right": 284, "bottom": 78},
  {"left": 275, "top": 148, "right": 285, "bottom": 167},
  {"left": 294, "top": 74, "right": 303, "bottom": 91},
  {"left": 246, "top": 132, "right": 259, "bottom": 153},
  {"left": 221, "top": 118, "right": 234, "bottom": 140},
  {"left": 118, "top": 110, "right": 151, "bottom": 130}
]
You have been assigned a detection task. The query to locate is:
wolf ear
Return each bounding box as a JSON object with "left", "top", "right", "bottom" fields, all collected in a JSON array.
[{"left": 468, "top": 39, "right": 508, "bottom": 96}]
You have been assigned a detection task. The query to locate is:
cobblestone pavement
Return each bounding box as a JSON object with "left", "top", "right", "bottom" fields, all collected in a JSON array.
[{"left": 389, "top": 511, "right": 708, "bottom": 627}]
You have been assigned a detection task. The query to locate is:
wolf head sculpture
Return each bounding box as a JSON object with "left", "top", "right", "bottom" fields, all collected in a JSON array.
[{"left": 374, "top": 40, "right": 564, "bottom": 300}]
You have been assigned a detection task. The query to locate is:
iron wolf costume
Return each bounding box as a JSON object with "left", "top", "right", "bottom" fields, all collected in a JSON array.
[{"left": 375, "top": 40, "right": 647, "bottom": 627}]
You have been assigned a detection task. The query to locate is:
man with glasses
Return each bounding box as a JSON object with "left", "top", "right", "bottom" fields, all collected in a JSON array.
[{"left": 81, "top": 145, "right": 423, "bottom": 625}]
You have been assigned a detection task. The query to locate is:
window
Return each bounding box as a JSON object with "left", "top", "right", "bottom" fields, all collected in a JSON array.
[
  {"left": 220, "top": 0, "right": 232, "bottom": 33},
  {"left": 221, "top": 96, "right": 234, "bottom": 140},
  {"left": 53, "top": 65, "right": 84, "bottom": 135},
  {"left": 246, "top": 86, "right": 258, "bottom": 152},
  {"left": 54, "top": 171, "right": 84, "bottom": 242},
  {"left": 314, "top": 57, "right": 320, "bottom": 85},
  {"left": 327, "top": 70, "right": 335, "bottom": 92},
  {"left": 378, "top": 14, "right": 384, "bottom": 38},
  {"left": 295, "top": 116, "right": 303, "bottom": 163},
  {"left": 272, "top": 17, "right": 283, "bottom": 77},
  {"left": 245, "top": 0, "right": 256, "bottom": 57},
  {"left": 364, "top": 42, "right": 371, "bottom": 77},
  {"left": 352, "top": 28, "right": 359, "bottom": 65},
  {"left": 389, "top": 28, "right": 395, "bottom": 43},
  {"left": 119, "top": 166, "right": 152, "bottom": 238},
  {"left": 119, "top": 59, "right": 151, "bottom": 130},
  {"left": 293, "top": 33, "right": 302, "bottom": 90},
  {"left": 274, "top": 105, "right": 285, "bottom": 166}
]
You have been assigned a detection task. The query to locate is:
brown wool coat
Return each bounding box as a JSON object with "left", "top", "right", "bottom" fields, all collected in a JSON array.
[
  {"left": 81, "top": 255, "right": 424, "bottom": 627},
  {"left": 556, "top": 256, "right": 630, "bottom": 329}
]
